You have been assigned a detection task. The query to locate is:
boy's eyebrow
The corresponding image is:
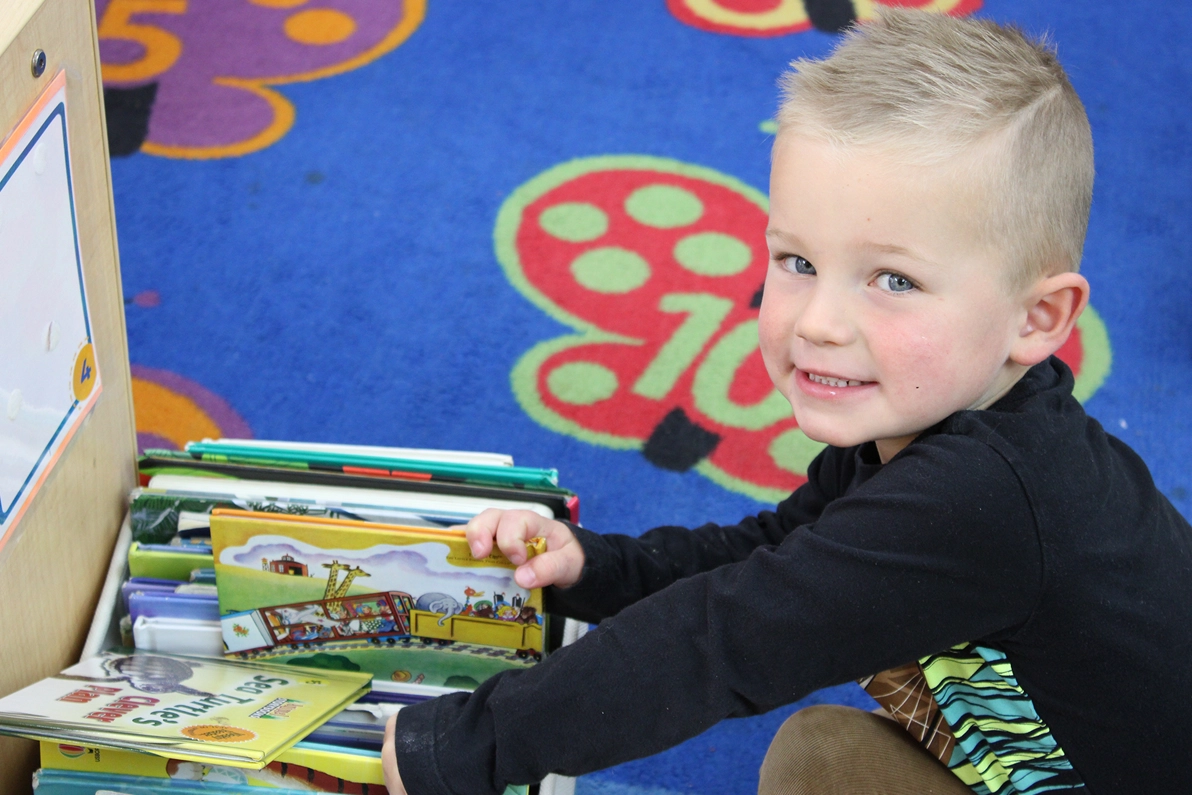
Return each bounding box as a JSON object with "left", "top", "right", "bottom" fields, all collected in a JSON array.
[
  {"left": 766, "top": 229, "right": 942, "bottom": 269},
  {"left": 861, "top": 241, "right": 944, "bottom": 269},
  {"left": 764, "top": 228, "right": 803, "bottom": 246}
]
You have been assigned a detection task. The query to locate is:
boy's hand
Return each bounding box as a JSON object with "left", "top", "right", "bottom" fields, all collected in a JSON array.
[
  {"left": 462, "top": 509, "right": 584, "bottom": 589},
  {"left": 382, "top": 713, "right": 408, "bottom": 795}
]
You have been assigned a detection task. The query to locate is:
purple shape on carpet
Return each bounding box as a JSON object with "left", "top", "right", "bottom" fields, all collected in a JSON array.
[
  {"left": 98, "top": 37, "right": 144, "bottom": 67},
  {"left": 137, "top": 432, "right": 177, "bottom": 455},
  {"left": 130, "top": 364, "right": 253, "bottom": 441},
  {"left": 95, "top": 0, "right": 415, "bottom": 153}
]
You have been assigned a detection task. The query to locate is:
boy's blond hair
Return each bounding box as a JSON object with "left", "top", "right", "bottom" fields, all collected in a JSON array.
[{"left": 776, "top": 10, "right": 1094, "bottom": 288}]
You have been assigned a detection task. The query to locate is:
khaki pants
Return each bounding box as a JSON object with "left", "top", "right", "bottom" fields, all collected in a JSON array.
[{"left": 759, "top": 706, "right": 974, "bottom": 795}]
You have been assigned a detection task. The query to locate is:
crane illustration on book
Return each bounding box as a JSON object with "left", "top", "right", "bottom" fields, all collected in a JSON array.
[{"left": 214, "top": 510, "right": 547, "bottom": 663}]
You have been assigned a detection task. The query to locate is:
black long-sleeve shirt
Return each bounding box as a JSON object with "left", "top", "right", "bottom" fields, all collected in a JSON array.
[{"left": 394, "top": 358, "right": 1192, "bottom": 794}]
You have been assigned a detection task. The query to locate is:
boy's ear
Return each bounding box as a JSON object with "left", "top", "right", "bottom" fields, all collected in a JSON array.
[{"left": 1010, "top": 271, "right": 1090, "bottom": 367}]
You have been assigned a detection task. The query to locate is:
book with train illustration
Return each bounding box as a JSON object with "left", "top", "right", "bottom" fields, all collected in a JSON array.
[
  {"left": 0, "top": 651, "right": 370, "bottom": 769},
  {"left": 209, "top": 510, "right": 549, "bottom": 689}
]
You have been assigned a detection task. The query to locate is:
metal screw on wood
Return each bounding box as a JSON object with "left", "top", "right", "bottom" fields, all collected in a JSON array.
[{"left": 31, "top": 49, "right": 46, "bottom": 78}]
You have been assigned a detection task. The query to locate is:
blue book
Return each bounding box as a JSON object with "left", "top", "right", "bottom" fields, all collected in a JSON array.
[{"left": 127, "top": 590, "right": 219, "bottom": 623}]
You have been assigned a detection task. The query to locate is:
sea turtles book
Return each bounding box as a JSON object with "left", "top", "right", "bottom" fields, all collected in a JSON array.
[
  {"left": 210, "top": 510, "right": 547, "bottom": 689},
  {"left": 0, "top": 651, "right": 369, "bottom": 768}
]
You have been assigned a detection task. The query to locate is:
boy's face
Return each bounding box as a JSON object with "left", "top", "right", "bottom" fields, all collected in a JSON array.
[{"left": 760, "top": 135, "right": 1030, "bottom": 462}]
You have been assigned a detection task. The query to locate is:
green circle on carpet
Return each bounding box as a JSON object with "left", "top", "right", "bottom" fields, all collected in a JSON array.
[
  {"left": 624, "top": 184, "right": 704, "bottom": 228},
  {"left": 570, "top": 247, "right": 651, "bottom": 293},
  {"left": 768, "top": 428, "right": 827, "bottom": 476},
  {"left": 547, "top": 362, "right": 619, "bottom": 405},
  {"left": 674, "top": 232, "right": 753, "bottom": 276},
  {"left": 539, "top": 202, "right": 608, "bottom": 242}
]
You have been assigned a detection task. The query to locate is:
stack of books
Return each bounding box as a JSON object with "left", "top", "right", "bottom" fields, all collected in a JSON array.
[{"left": 2, "top": 439, "right": 579, "bottom": 794}]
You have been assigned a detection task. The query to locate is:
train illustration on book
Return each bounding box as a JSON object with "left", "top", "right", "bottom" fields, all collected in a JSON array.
[{"left": 220, "top": 561, "right": 544, "bottom": 660}]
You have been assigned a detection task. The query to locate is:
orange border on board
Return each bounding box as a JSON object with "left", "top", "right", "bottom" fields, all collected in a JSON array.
[
  {"left": 0, "top": 70, "right": 66, "bottom": 160},
  {"left": 0, "top": 71, "right": 105, "bottom": 555}
]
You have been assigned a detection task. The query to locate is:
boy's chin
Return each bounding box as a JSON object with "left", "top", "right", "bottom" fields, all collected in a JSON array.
[{"left": 793, "top": 423, "right": 864, "bottom": 450}]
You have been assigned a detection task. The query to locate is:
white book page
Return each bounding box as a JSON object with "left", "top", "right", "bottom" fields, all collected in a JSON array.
[
  {"left": 146, "top": 474, "right": 554, "bottom": 520},
  {"left": 199, "top": 438, "right": 514, "bottom": 467}
]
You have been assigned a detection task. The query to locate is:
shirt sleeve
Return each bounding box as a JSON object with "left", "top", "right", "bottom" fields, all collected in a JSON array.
[
  {"left": 393, "top": 434, "right": 1043, "bottom": 795},
  {"left": 544, "top": 443, "right": 851, "bottom": 623}
]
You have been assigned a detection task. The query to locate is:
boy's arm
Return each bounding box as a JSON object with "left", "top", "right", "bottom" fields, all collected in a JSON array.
[
  {"left": 545, "top": 444, "right": 850, "bottom": 623},
  {"left": 393, "top": 435, "right": 1044, "bottom": 795}
]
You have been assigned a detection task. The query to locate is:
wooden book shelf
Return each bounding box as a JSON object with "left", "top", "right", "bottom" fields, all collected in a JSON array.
[{"left": 0, "top": 1, "right": 137, "bottom": 792}]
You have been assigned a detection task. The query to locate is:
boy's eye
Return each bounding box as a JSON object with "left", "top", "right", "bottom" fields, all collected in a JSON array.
[
  {"left": 783, "top": 255, "right": 815, "bottom": 275},
  {"left": 876, "top": 272, "right": 915, "bottom": 293}
]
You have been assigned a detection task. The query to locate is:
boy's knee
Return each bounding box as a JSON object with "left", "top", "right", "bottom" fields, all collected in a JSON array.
[
  {"left": 758, "top": 705, "right": 970, "bottom": 795},
  {"left": 767, "top": 704, "right": 855, "bottom": 753},
  {"left": 759, "top": 705, "right": 865, "bottom": 793}
]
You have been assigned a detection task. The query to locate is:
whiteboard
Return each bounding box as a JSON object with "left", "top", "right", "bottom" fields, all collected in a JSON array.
[{"left": 0, "top": 71, "right": 100, "bottom": 543}]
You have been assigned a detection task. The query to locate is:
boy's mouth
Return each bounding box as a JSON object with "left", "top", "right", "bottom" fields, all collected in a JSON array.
[{"left": 804, "top": 371, "right": 870, "bottom": 388}]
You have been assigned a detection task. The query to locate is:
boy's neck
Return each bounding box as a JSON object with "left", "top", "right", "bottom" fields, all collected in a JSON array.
[
  {"left": 875, "top": 435, "right": 918, "bottom": 465},
  {"left": 873, "top": 363, "right": 1032, "bottom": 464}
]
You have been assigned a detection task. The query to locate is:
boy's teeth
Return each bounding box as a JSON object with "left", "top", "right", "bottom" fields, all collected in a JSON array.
[{"left": 808, "top": 373, "right": 863, "bottom": 387}]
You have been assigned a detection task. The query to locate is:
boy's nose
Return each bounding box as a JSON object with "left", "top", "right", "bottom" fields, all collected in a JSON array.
[{"left": 793, "top": 285, "right": 855, "bottom": 347}]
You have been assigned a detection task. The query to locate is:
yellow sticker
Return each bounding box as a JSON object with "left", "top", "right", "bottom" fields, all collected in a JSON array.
[
  {"left": 71, "top": 342, "right": 96, "bottom": 402},
  {"left": 180, "top": 724, "right": 256, "bottom": 743}
]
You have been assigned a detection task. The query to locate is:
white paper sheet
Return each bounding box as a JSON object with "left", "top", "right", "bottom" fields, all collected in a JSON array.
[{"left": 0, "top": 72, "right": 100, "bottom": 548}]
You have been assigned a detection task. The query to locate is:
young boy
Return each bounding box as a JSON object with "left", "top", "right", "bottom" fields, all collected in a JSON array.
[{"left": 383, "top": 11, "right": 1192, "bottom": 794}]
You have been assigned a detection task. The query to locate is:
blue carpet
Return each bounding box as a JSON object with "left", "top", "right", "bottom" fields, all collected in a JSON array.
[{"left": 97, "top": 1, "right": 1192, "bottom": 792}]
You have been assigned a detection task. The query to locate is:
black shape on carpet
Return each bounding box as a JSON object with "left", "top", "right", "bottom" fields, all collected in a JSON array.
[
  {"left": 104, "top": 82, "right": 158, "bottom": 158},
  {"left": 643, "top": 408, "right": 722, "bottom": 472}
]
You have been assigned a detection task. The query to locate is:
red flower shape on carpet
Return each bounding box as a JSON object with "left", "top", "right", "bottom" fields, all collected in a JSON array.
[{"left": 668, "top": 0, "right": 982, "bottom": 38}]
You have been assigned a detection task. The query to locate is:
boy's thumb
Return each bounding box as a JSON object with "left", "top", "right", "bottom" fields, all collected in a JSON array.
[
  {"left": 514, "top": 561, "right": 539, "bottom": 589},
  {"left": 517, "top": 552, "right": 563, "bottom": 589}
]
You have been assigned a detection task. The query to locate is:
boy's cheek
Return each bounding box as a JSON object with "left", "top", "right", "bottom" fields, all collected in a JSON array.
[
  {"left": 873, "top": 327, "right": 989, "bottom": 414},
  {"left": 757, "top": 285, "right": 794, "bottom": 365},
  {"left": 868, "top": 313, "right": 953, "bottom": 369},
  {"left": 756, "top": 315, "right": 793, "bottom": 389}
]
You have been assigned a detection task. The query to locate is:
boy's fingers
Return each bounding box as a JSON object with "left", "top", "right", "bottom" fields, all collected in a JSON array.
[
  {"left": 464, "top": 508, "right": 504, "bottom": 558},
  {"left": 495, "top": 512, "right": 539, "bottom": 565},
  {"left": 464, "top": 511, "right": 576, "bottom": 576},
  {"left": 541, "top": 517, "right": 577, "bottom": 549}
]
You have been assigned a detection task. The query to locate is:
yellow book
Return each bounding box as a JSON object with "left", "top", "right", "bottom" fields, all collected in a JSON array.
[
  {"left": 211, "top": 510, "right": 546, "bottom": 668},
  {"left": 0, "top": 651, "right": 369, "bottom": 768},
  {"left": 39, "top": 740, "right": 529, "bottom": 794},
  {"left": 40, "top": 740, "right": 385, "bottom": 790}
]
